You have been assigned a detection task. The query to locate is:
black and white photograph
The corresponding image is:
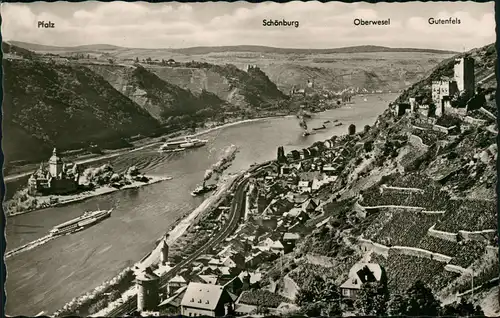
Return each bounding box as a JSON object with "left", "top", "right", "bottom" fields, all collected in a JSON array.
[{"left": 1, "top": 1, "right": 498, "bottom": 317}]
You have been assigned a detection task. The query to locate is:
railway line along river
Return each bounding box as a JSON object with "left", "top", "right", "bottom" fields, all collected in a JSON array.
[{"left": 5, "top": 93, "right": 397, "bottom": 316}]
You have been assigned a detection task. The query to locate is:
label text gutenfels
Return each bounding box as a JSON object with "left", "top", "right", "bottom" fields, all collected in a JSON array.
[{"left": 428, "top": 18, "right": 461, "bottom": 25}]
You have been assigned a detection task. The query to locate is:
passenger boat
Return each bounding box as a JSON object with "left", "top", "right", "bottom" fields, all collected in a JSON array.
[
  {"left": 159, "top": 137, "right": 207, "bottom": 152},
  {"left": 49, "top": 209, "right": 113, "bottom": 236}
]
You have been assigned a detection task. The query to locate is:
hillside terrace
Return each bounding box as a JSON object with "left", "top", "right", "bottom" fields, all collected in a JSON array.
[
  {"left": 359, "top": 183, "right": 450, "bottom": 210},
  {"left": 371, "top": 253, "right": 458, "bottom": 294},
  {"left": 411, "top": 128, "right": 447, "bottom": 146},
  {"left": 434, "top": 199, "right": 496, "bottom": 233},
  {"left": 365, "top": 209, "right": 440, "bottom": 247}
]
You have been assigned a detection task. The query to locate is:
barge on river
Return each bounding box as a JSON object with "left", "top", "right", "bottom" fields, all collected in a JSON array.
[{"left": 49, "top": 209, "right": 113, "bottom": 236}]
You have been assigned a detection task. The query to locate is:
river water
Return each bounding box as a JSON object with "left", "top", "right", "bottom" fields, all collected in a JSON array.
[{"left": 5, "top": 93, "right": 397, "bottom": 315}]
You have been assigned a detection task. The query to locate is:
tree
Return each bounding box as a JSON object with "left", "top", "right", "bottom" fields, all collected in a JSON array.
[
  {"left": 296, "top": 273, "right": 343, "bottom": 316},
  {"left": 348, "top": 124, "right": 356, "bottom": 135},
  {"left": 440, "top": 298, "right": 485, "bottom": 317},
  {"left": 354, "top": 268, "right": 389, "bottom": 316},
  {"left": 135, "top": 57, "right": 139, "bottom": 63},
  {"left": 364, "top": 125, "right": 371, "bottom": 134},
  {"left": 389, "top": 281, "right": 440, "bottom": 317}
]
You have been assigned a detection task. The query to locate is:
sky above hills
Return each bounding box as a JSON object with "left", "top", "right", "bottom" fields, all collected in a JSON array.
[{"left": 1, "top": 1, "right": 495, "bottom": 51}]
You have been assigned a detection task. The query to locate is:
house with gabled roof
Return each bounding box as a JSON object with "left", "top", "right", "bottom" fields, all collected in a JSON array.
[
  {"left": 158, "top": 285, "right": 187, "bottom": 315},
  {"left": 340, "top": 263, "right": 384, "bottom": 299},
  {"left": 270, "top": 240, "right": 285, "bottom": 255},
  {"left": 194, "top": 274, "right": 219, "bottom": 285},
  {"left": 167, "top": 275, "right": 188, "bottom": 296},
  {"left": 180, "top": 282, "right": 234, "bottom": 317},
  {"left": 302, "top": 198, "right": 319, "bottom": 214},
  {"left": 282, "top": 232, "right": 301, "bottom": 253}
]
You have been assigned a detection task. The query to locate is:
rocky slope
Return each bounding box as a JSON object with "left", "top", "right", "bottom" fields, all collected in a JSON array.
[
  {"left": 146, "top": 62, "right": 286, "bottom": 111},
  {"left": 3, "top": 58, "right": 161, "bottom": 164},
  {"left": 2, "top": 43, "right": 287, "bottom": 167},
  {"left": 85, "top": 64, "right": 229, "bottom": 122}
]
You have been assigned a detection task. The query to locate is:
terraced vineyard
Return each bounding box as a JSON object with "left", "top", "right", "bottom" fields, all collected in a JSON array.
[
  {"left": 434, "top": 199, "right": 496, "bottom": 232},
  {"left": 371, "top": 253, "right": 449, "bottom": 293},
  {"left": 382, "top": 172, "right": 435, "bottom": 189},
  {"left": 367, "top": 210, "right": 439, "bottom": 247},
  {"left": 361, "top": 184, "right": 450, "bottom": 210}
]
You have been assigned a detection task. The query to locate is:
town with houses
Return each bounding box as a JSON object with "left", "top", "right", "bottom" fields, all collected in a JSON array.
[{"left": 73, "top": 48, "right": 499, "bottom": 317}]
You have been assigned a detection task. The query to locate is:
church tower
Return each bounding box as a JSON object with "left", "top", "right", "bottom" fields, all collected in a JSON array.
[
  {"left": 158, "top": 235, "right": 169, "bottom": 265},
  {"left": 49, "top": 148, "right": 63, "bottom": 178}
]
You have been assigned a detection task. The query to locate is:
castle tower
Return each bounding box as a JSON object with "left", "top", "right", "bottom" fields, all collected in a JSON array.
[
  {"left": 454, "top": 57, "right": 475, "bottom": 98},
  {"left": 136, "top": 267, "right": 160, "bottom": 312},
  {"left": 48, "top": 148, "right": 63, "bottom": 178}
]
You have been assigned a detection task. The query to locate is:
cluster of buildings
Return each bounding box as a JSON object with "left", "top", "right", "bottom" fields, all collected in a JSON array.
[
  {"left": 290, "top": 79, "right": 316, "bottom": 97},
  {"left": 27, "top": 148, "right": 81, "bottom": 196},
  {"left": 129, "top": 129, "right": 383, "bottom": 316},
  {"left": 396, "top": 57, "right": 478, "bottom": 118}
]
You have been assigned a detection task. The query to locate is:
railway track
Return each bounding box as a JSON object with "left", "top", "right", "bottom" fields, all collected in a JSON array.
[{"left": 108, "top": 163, "right": 271, "bottom": 316}]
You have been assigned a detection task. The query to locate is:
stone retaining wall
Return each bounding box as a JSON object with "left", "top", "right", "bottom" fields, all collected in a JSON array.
[
  {"left": 446, "top": 107, "right": 467, "bottom": 117},
  {"left": 358, "top": 238, "right": 390, "bottom": 257},
  {"left": 444, "top": 264, "right": 468, "bottom": 274},
  {"left": 421, "top": 210, "right": 446, "bottom": 215},
  {"left": 408, "top": 134, "right": 429, "bottom": 149},
  {"left": 459, "top": 229, "right": 497, "bottom": 242},
  {"left": 391, "top": 246, "right": 452, "bottom": 263},
  {"left": 358, "top": 238, "right": 452, "bottom": 263},
  {"left": 358, "top": 204, "right": 425, "bottom": 212},
  {"left": 428, "top": 225, "right": 459, "bottom": 242},
  {"left": 432, "top": 124, "right": 449, "bottom": 134},
  {"left": 380, "top": 184, "right": 424, "bottom": 193},
  {"left": 479, "top": 107, "right": 496, "bottom": 120}
]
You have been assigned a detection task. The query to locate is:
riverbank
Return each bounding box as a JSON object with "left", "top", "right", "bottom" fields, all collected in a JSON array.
[
  {"left": 3, "top": 115, "right": 286, "bottom": 184},
  {"left": 53, "top": 173, "right": 239, "bottom": 317},
  {"left": 6, "top": 175, "right": 172, "bottom": 218}
]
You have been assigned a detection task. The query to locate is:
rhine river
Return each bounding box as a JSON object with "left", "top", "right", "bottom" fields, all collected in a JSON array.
[{"left": 5, "top": 93, "right": 397, "bottom": 315}]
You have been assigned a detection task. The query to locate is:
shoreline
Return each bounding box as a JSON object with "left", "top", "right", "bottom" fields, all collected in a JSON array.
[
  {"left": 6, "top": 175, "right": 172, "bottom": 218},
  {"left": 3, "top": 115, "right": 285, "bottom": 184},
  {"left": 53, "top": 173, "right": 240, "bottom": 317}
]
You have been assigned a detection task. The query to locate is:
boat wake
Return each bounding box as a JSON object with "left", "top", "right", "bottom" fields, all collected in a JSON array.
[{"left": 6, "top": 234, "right": 60, "bottom": 259}]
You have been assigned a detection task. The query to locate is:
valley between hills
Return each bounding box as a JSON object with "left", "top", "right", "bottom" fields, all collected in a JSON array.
[
  {"left": 3, "top": 40, "right": 498, "bottom": 317},
  {"left": 3, "top": 41, "right": 455, "bottom": 172}
]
